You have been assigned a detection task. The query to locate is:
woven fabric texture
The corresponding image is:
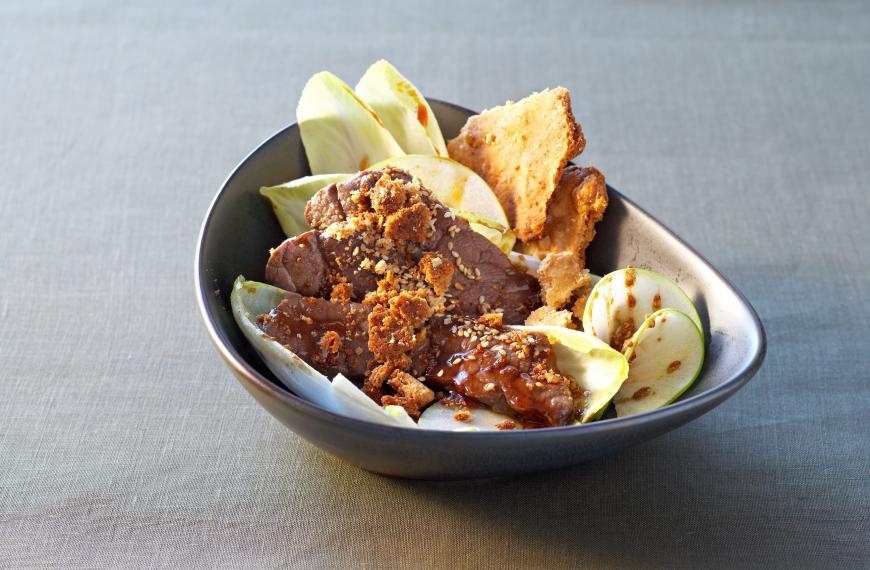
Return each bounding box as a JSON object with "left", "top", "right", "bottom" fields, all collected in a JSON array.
[{"left": 1, "top": 1, "right": 868, "bottom": 567}]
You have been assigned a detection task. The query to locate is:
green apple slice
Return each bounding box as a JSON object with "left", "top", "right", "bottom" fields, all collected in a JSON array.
[
  {"left": 582, "top": 268, "right": 702, "bottom": 348},
  {"left": 230, "top": 276, "right": 416, "bottom": 428},
  {"left": 260, "top": 173, "right": 351, "bottom": 237},
  {"left": 355, "top": 60, "right": 448, "bottom": 157},
  {"left": 297, "top": 71, "right": 405, "bottom": 174},
  {"left": 511, "top": 325, "right": 629, "bottom": 422},
  {"left": 418, "top": 400, "right": 518, "bottom": 431},
  {"left": 614, "top": 308, "right": 705, "bottom": 417},
  {"left": 371, "top": 155, "right": 509, "bottom": 228}
]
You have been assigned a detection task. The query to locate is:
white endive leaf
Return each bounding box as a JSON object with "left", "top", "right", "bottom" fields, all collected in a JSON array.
[
  {"left": 297, "top": 71, "right": 405, "bottom": 174},
  {"left": 356, "top": 60, "right": 448, "bottom": 157},
  {"left": 508, "top": 251, "right": 541, "bottom": 276}
]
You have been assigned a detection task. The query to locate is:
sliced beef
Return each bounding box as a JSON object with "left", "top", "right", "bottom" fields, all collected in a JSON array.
[
  {"left": 260, "top": 167, "right": 572, "bottom": 425},
  {"left": 266, "top": 231, "right": 390, "bottom": 300},
  {"left": 304, "top": 182, "right": 347, "bottom": 229},
  {"left": 427, "top": 213, "right": 540, "bottom": 323},
  {"left": 300, "top": 168, "right": 540, "bottom": 323},
  {"left": 414, "top": 319, "right": 575, "bottom": 427},
  {"left": 258, "top": 293, "right": 372, "bottom": 380},
  {"left": 265, "top": 231, "right": 328, "bottom": 296}
]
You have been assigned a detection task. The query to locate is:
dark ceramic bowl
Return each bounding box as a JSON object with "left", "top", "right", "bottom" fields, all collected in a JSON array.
[{"left": 195, "top": 100, "right": 766, "bottom": 480}]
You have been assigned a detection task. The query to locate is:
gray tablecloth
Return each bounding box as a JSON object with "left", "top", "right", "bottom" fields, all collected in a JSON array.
[{"left": 2, "top": 1, "right": 868, "bottom": 568}]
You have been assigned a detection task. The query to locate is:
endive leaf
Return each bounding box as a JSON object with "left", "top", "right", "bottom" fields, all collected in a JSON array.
[
  {"left": 355, "top": 60, "right": 448, "bottom": 156},
  {"left": 297, "top": 71, "right": 405, "bottom": 174}
]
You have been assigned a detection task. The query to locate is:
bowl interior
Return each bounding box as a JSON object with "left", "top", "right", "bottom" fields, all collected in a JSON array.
[{"left": 197, "top": 100, "right": 764, "bottom": 434}]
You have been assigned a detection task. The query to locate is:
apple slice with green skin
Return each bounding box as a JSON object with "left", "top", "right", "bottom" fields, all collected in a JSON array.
[
  {"left": 371, "top": 155, "right": 509, "bottom": 228},
  {"left": 615, "top": 308, "right": 705, "bottom": 417},
  {"left": 510, "top": 325, "right": 629, "bottom": 423},
  {"left": 355, "top": 60, "right": 448, "bottom": 157},
  {"left": 418, "top": 400, "right": 518, "bottom": 431},
  {"left": 582, "top": 267, "right": 702, "bottom": 348},
  {"left": 297, "top": 71, "right": 405, "bottom": 175},
  {"left": 260, "top": 174, "right": 351, "bottom": 237}
]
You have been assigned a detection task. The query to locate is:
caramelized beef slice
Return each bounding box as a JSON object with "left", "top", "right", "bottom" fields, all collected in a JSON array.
[
  {"left": 258, "top": 293, "right": 372, "bottom": 380},
  {"left": 413, "top": 318, "right": 575, "bottom": 427}
]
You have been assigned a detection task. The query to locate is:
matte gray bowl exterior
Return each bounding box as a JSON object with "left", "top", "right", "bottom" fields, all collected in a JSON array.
[{"left": 195, "top": 100, "right": 766, "bottom": 479}]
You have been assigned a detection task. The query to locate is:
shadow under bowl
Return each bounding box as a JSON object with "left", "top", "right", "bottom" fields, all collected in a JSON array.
[{"left": 195, "top": 100, "right": 766, "bottom": 480}]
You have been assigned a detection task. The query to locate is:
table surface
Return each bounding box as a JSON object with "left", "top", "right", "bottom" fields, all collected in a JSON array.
[{"left": 2, "top": 1, "right": 868, "bottom": 568}]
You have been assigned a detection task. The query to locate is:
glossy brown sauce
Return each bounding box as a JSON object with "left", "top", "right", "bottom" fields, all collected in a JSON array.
[{"left": 422, "top": 325, "right": 575, "bottom": 427}]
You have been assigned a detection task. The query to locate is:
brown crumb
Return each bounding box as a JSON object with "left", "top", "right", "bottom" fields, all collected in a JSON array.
[
  {"left": 330, "top": 282, "right": 354, "bottom": 303},
  {"left": 371, "top": 173, "right": 412, "bottom": 215},
  {"left": 571, "top": 286, "right": 593, "bottom": 322},
  {"left": 518, "top": 166, "right": 607, "bottom": 268},
  {"left": 613, "top": 318, "right": 636, "bottom": 351},
  {"left": 319, "top": 330, "right": 341, "bottom": 355},
  {"left": 453, "top": 410, "right": 472, "bottom": 422},
  {"left": 419, "top": 252, "right": 454, "bottom": 295},
  {"left": 496, "top": 420, "right": 518, "bottom": 430},
  {"left": 380, "top": 395, "right": 421, "bottom": 419},
  {"left": 367, "top": 304, "right": 418, "bottom": 360},
  {"left": 478, "top": 312, "right": 504, "bottom": 328},
  {"left": 387, "top": 370, "right": 435, "bottom": 411},
  {"left": 537, "top": 252, "right": 591, "bottom": 309},
  {"left": 364, "top": 357, "right": 410, "bottom": 401},
  {"left": 389, "top": 291, "right": 433, "bottom": 325},
  {"left": 383, "top": 202, "right": 431, "bottom": 243},
  {"left": 525, "top": 306, "right": 574, "bottom": 328}
]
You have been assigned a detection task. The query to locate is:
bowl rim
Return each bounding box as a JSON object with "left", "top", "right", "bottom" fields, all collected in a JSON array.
[{"left": 194, "top": 98, "right": 767, "bottom": 439}]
